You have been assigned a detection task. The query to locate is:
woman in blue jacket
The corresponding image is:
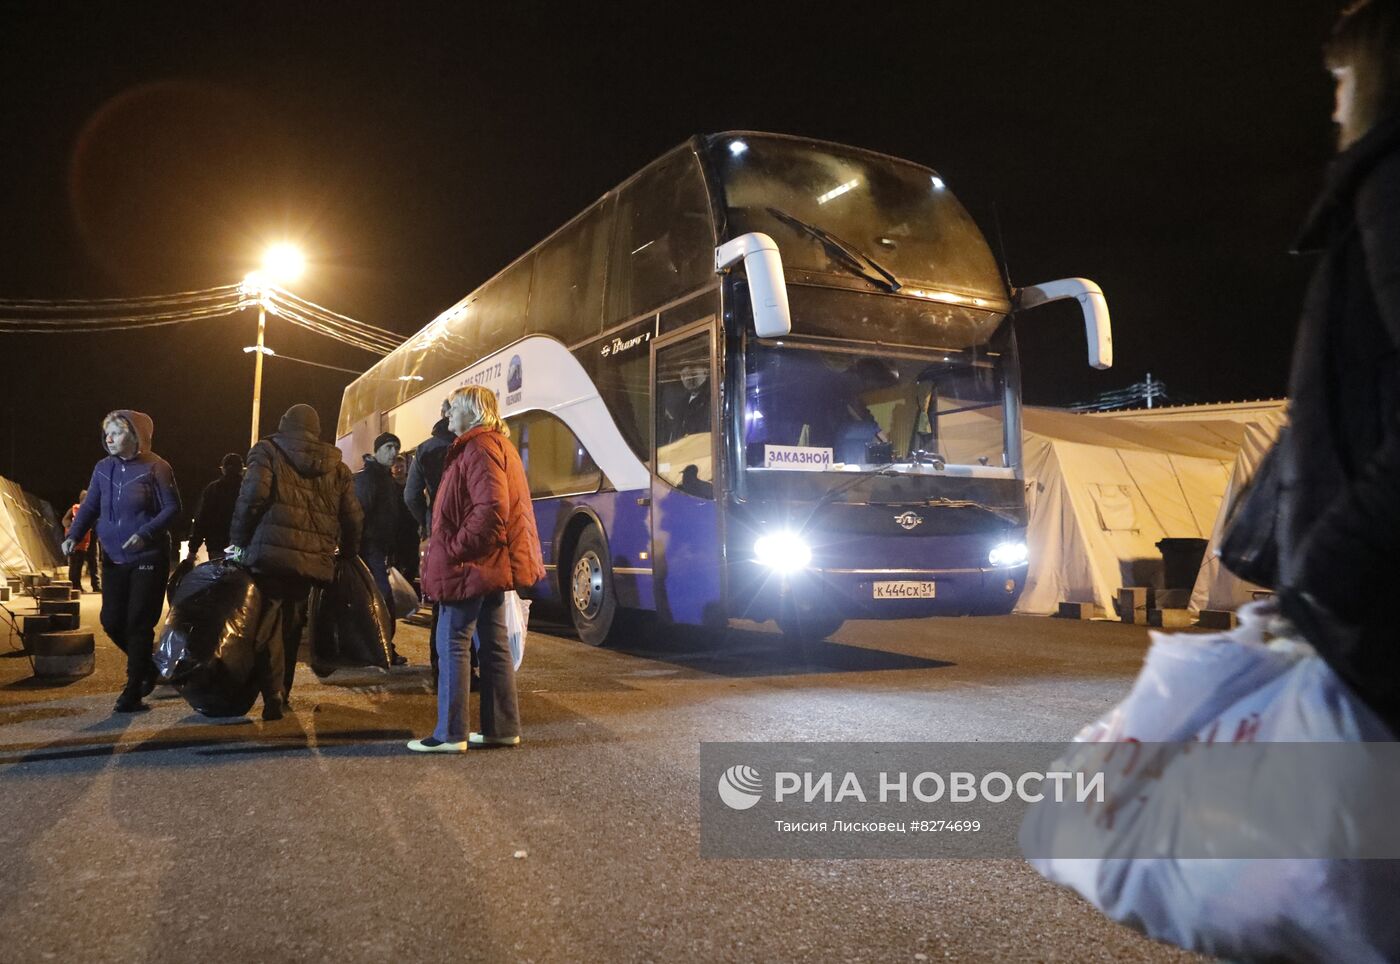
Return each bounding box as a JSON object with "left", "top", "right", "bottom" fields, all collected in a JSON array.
[{"left": 63, "top": 409, "right": 182, "bottom": 713}]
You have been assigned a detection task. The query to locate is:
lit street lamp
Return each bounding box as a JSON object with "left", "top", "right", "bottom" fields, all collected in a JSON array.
[{"left": 242, "top": 245, "right": 305, "bottom": 446}]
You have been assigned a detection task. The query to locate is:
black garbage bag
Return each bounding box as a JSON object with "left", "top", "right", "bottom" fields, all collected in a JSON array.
[
  {"left": 166, "top": 556, "right": 195, "bottom": 605},
  {"left": 309, "top": 556, "right": 392, "bottom": 676},
  {"left": 154, "top": 561, "right": 262, "bottom": 717}
]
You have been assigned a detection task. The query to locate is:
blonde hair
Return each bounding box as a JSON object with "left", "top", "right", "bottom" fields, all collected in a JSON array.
[
  {"left": 450, "top": 385, "right": 509, "bottom": 437},
  {"left": 1326, "top": 0, "right": 1400, "bottom": 144}
]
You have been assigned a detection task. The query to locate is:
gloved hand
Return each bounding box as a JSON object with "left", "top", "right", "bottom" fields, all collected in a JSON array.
[
  {"left": 224, "top": 545, "right": 247, "bottom": 566},
  {"left": 61, "top": 538, "right": 75, "bottom": 556}
]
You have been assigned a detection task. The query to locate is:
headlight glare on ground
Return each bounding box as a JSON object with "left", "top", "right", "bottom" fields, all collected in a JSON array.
[
  {"left": 754, "top": 532, "right": 812, "bottom": 573},
  {"left": 989, "top": 541, "right": 1029, "bottom": 567}
]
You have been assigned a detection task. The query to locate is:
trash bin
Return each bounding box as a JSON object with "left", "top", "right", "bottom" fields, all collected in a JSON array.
[{"left": 1156, "top": 538, "right": 1209, "bottom": 590}]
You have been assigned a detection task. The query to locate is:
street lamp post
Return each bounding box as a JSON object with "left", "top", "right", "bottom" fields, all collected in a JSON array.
[
  {"left": 243, "top": 243, "right": 305, "bottom": 446},
  {"left": 250, "top": 298, "right": 269, "bottom": 446}
]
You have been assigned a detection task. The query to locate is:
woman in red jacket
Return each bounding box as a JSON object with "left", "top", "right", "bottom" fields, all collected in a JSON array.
[{"left": 410, "top": 385, "right": 545, "bottom": 753}]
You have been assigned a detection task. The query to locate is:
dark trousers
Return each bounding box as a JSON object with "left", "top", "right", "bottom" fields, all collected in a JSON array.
[
  {"left": 250, "top": 574, "right": 310, "bottom": 704},
  {"left": 429, "top": 601, "right": 440, "bottom": 688},
  {"left": 362, "top": 548, "right": 397, "bottom": 642},
  {"left": 68, "top": 545, "right": 100, "bottom": 592},
  {"left": 100, "top": 558, "right": 168, "bottom": 690}
]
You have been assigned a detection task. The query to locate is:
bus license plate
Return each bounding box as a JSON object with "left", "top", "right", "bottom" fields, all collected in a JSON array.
[{"left": 873, "top": 581, "right": 936, "bottom": 599}]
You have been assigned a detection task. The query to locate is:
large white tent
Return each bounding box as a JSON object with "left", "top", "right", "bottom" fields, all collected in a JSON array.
[
  {"left": 0, "top": 475, "right": 64, "bottom": 577},
  {"left": 1189, "top": 410, "right": 1288, "bottom": 613},
  {"left": 1015, "top": 406, "right": 1240, "bottom": 616}
]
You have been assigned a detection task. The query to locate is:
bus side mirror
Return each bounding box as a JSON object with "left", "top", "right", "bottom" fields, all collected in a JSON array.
[
  {"left": 1015, "top": 278, "right": 1113, "bottom": 370},
  {"left": 716, "top": 232, "right": 792, "bottom": 338}
]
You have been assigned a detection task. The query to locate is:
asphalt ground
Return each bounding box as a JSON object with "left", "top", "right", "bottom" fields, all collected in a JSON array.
[{"left": 0, "top": 584, "right": 1206, "bottom": 963}]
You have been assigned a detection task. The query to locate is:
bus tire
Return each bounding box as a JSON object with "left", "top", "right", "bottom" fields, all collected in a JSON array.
[{"left": 567, "top": 525, "right": 616, "bottom": 647}]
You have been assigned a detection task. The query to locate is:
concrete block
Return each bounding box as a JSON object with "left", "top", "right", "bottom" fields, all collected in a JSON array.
[
  {"left": 1117, "top": 587, "right": 1156, "bottom": 624},
  {"left": 22, "top": 614, "right": 52, "bottom": 638},
  {"left": 39, "top": 586, "right": 73, "bottom": 602},
  {"left": 47, "top": 613, "right": 79, "bottom": 631},
  {"left": 1056, "top": 602, "right": 1097, "bottom": 620},
  {"left": 30, "top": 631, "right": 96, "bottom": 678},
  {"left": 39, "top": 600, "right": 80, "bottom": 620},
  {"left": 1197, "top": 609, "right": 1239, "bottom": 630},
  {"left": 1148, "top": 609, "right": 1196, "bottom": 629},
  {"left": 0, "top": 585, "right": 8, "bottom": 602}
]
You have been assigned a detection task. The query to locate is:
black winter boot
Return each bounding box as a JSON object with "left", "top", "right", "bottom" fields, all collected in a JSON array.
[{"left": 114, "top": 687, "right": 149, "bottom": 713}]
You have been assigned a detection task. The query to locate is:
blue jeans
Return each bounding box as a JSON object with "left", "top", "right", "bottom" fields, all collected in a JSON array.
[{"left": 435, "top": 593, "right": 518, "bottom": 744}]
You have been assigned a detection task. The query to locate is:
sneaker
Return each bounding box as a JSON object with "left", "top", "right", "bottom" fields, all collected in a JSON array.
[
  {"left": 390, "top": 653, "right": 409, "bottom": 667},
  {"left": 467, "top": 732, "right": 520, "bottom": 747},
  {"left": 407, "top": 736, "right": 468, "bottom": 753},
  {"left": 114, "top": 690, "right": 149, "bottom": 713}
]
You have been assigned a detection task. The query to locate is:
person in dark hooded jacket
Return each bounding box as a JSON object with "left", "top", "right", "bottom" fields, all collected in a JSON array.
[
  {"left": 227, "top": 403, "right": 363, "bottom": 719},
  {"left": 404, "top": 399, "right": 454, "bottom": 537},
  {"left": 404, "top": 399, "right": 456, "bottom": 690},
  {"left": 355, "top": 431, "right": 407, "bottom": 662},
  {"left": 187, "top": 452, "right": 245, "bottom": 560},
  {"left": 1276, "top": 0, "right": 1400, "bottom": 734},
  {"left": 63, "top": 409, "right": 182, "bottom": 713}
]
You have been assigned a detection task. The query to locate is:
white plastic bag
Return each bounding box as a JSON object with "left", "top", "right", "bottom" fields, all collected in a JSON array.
[
  {"left": 1023, "top": 601, "right": 1399, "bottom": 963},
  {"left": 388, "top": 566, "right": 420, "bottom": 620},
  {"left": 504, "top": 590, "right": 530, "bottom": 671}
]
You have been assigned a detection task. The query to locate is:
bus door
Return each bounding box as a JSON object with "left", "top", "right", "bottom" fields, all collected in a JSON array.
[{"left": 651, "top": 327, "right": 725, "bottom": 626}]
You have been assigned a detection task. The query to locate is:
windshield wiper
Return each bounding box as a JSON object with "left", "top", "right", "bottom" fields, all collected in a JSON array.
[
  {"left": 923, "top": 497, "right": 1022, "bottom": 527},
  {"left": 766, "top": 207, "right": 903, "bottom": 293}
]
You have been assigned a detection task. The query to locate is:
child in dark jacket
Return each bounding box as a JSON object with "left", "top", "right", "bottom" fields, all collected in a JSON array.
[{"left": 64, "top": 409, "right": 181, "bottom": 712}]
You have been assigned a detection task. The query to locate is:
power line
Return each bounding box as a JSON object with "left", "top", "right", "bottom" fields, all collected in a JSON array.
[
  {"left": 0, "top": 302, "right": 243, "bottom": 332},
  {"left": 266, "top": 300, "right": 398, "bottom": 354},
  {"left": 268, "top": 286, "right": 402, "bottom": 342},
  {"left": 260, "top": 351, "right": 363, "bottom": 375},
  {"left": 0, "top": 284, "right": 242, "bottom": 310},
  {"left": 0, "top": 283, "right": 402, "bottom": 357}
]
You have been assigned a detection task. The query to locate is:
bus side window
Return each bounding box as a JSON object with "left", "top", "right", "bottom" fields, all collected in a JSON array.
[
  {"left": 528, "top": 198, "right": 612, "bottom": 346},
  {"left": 578, "top": 317, "right": 653, "bottom": 467},
  {"left": 655, "top": 338, "right": 715, "bottom": 500},
  {"left": 508, "top": 411, "right": 602, "bottom": 499},
  {"left": 607, "top": 150, "right": 714, "bottom": 325},
  {"left": 477, "top": 253, "right": 535, "bottom": 358}
]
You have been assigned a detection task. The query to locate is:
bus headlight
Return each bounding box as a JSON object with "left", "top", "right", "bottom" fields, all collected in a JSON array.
[
  {"left": 989, "top": 541, "right": 1028, "bottom": 567},
  {"left": 754, "top": 532, "right": 812, "bottom": 573}
]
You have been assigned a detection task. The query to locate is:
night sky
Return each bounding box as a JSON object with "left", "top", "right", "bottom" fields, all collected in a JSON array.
[{"left": 0, "top": 1, "right": 1342, "bottom": 518}]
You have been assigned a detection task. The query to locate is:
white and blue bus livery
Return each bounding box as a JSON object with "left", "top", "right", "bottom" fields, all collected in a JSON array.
[{"left": 336, "top": 132, "right": 1112, "bottom": 646}]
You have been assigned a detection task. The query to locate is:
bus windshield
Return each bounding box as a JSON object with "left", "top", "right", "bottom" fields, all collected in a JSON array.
[
  {"left": 744, "top": 340, "right": 1011, "bottom": 477},
  {"left": 709, "top": 134, "right": 1008, "bottom": 307}
]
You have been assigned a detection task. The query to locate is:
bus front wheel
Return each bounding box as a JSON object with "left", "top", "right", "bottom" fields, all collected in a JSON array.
[{"left": 567, "top": 526, "right": 617, "bottom": 647}]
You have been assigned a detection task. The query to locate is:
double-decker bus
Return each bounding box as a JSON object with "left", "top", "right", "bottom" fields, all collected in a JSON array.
[{"left": 337, "top": 132, "right": 1111, "bottom": 647}]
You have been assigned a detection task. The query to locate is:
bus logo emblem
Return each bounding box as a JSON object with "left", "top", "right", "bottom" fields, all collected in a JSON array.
[
  {"left": 894, "top": 511, "right": 923, "bottom": 530},
  {"left": 507, "top": 355, "right": 523, "bottom": 392}
]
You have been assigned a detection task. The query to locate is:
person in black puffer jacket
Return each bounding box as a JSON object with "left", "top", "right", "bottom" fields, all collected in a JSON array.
[
  {"left": 402, "top": 400, "right": 463, "bottom": 692},
  {"left": 187, "top": 452, "right": 245, "bottom": 560},
  {"left": 355, "top": 431, "right": 407, "bottom": 662},
  {"left": 227, "top": 403, "right": 363, "bottom": 719},
  {"left": 1277, "top": 0, "right": 1400, "bottom": 735}
]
